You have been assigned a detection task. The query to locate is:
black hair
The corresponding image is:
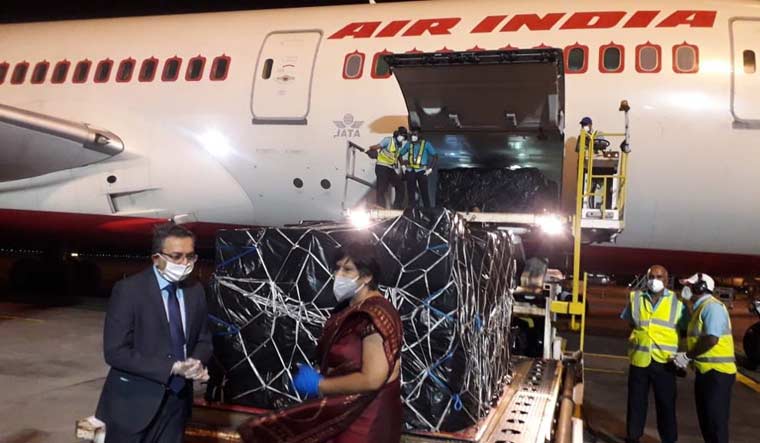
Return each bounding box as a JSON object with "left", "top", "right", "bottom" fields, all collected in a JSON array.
[
  {"left": 152, "top": 222, "right": 196, "bottom": 254},
  {"left": 335, "top": 241, "right": 382, "bottom": 290}
]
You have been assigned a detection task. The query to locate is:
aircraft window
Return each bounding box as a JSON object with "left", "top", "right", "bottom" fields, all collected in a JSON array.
[
  {"left": 95, "top": 59, "right": 113, "bottom": 83},
  {"left": 673, "top": 44, "right": 699, "bottom": 73},
  {"left": 52, "top": 61, "right": 70, "bottom": 83},
  {"left": 565, "top": 46, "right": 587, "bottom": 73},
  {"left": 636, "top": 44, "right": 661, "bottom": 73},
  {"left": 600, "top": 44, "right": 624, "bottom": 73},
  {"left": 73, "top": 60, "right": 92, "bottom": 83},
  {"left": 744, "top": 50, "right": 756, "bottom": 74},
  {"left": 0, "top": 62, "right": 8, "bottom": 84},
  {"left": 11, "top": 62, "right": 29, "bottom": 84},
  {"left": 342, "top": 51, "right": 365, "bottom": 79},
  {"left": 116, "top": 58, "right": 135, "bottom": 83},
  {"left": 186, "top": 56, "right": 206, "bottom": 81},
  {"left": 139, "top": 57, "right": 158, "bottom": 82},
  {"left": 31, "top": 61, "right": 49, "bottom": 84},
  {"left": 162, "top": 57, "right": 182, "bottom": 82},
  {"left": 371, "top": 51, "right": 393, "bottom": 79},
  {"left": 262, "top": 58, "right": 273, "bottom": 79},
  {"left": 210, "top": 55, "right": 230, "bottom": 81}
]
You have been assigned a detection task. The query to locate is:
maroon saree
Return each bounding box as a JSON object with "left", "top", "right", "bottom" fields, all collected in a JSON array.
[{"left": 238, "top": 296, "right": 403, "bottom": 443}]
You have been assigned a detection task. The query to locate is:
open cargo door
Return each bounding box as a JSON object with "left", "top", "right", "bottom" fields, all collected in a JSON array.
[
  {"left": 387, "top": 49, "right": 564, "bottom": 135},
  {"left": 386, "top": 49, "right": 565, "bottom": 208}
]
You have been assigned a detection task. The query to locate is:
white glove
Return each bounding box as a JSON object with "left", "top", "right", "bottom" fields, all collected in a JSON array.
[
  {"left": 424, "top": 168, "right": 433, "bottom": 176},
  {"left": 171, "top": 358, "right": 208, "bottom": 380},
  {"left": 672, "top": 352, "right": 690, "bottom": 369},
  {"left": 184, "top": 358, "right": 205, "bottom": 379},
  {"left": 171, "top": 360, "right": 193, "bottom": 377}
]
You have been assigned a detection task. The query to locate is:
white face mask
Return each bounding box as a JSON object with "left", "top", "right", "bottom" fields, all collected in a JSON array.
[
  {"left": 396, "top": 135, "right": 405, "bottom": 143},
  {"left": 411, "top": 135, "right": 419, "bottom": 142},
  {"left": 647, "top": 278, "right": 665, "bottom": 293},
  {"left": 582, "top": 125, "right": 590, "bottom": 132},
  {"left": 159, "top": 258, "right": 194, "bottom": 283},
  {"left": 333, "top": 275, "right": 364, "bottom": 302},
  {"left": 681, "top": 286, "right": 693, "bottom": 301}
]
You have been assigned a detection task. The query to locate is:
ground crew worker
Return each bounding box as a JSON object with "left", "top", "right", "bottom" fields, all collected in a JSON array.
[
  {"left": 620, "top": 265, "right": 688, "bottom": 443},
  {"left": 576, "top": 116, "right": 607, "bottom": 152},
  {"left": 368, "top": 126, "right": 407, "bottom": 209},
  {"left": 673, "top": 273, "right": 735, "bottom": 443},
  {"left": 399, "top": 127, "right": 438, "bottom": 208}
]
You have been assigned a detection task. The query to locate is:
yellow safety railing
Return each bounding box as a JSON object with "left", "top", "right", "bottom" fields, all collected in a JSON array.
[
  {"left": 551, "top": 101, "right": 630, "bottom": 336},
  {"left": 578, "top": 132, "right": 630, "bottom": 220}
]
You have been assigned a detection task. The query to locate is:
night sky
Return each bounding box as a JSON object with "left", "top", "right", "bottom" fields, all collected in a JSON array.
[{"left": 0, "top": 0, "right": 418, "bottom": 23}]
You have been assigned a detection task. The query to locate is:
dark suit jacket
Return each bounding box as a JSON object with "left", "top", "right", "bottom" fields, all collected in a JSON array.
[{"left": 95, "top": 267, "right": 213, "bottom": 434}]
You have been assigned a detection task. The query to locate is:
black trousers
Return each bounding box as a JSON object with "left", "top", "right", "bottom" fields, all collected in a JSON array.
[
  {"left": 695, "top": 370, "right": 734, "bottom": 443},
  {"left": 405, "top": 170, "right": 431, "bottom": 208},
  {"left": 626, "top": 362, "right": 678, "bottom": 443},
  {"left": 375, "top": 165, "right": 404, "bottom": 209},
  {"left": 105, "top": 389, "right": 192, "bottom": 443}
]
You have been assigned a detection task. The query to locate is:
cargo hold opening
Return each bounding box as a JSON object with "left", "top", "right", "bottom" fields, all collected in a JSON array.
[{"left": 386, "top": 49, "right": 565, "bottom": 213}]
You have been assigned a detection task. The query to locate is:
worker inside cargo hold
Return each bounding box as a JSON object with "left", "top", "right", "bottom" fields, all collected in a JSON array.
[
  {"left": 399, "top": 127, "right": 438, "bottom": 208},
  {"left": 238, "top": 241, "right": 403, "bottom": 443},
  {"left": 367, "top": 126, "right": 407, "bottom": 209}
]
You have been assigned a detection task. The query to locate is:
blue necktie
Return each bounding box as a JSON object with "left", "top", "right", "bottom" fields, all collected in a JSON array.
[{"left": 166, "top": 283, "right": 186, "bottom": 393}]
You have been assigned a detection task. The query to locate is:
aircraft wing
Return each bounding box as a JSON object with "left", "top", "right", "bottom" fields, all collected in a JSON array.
[{"left": 0, "top": 102, "right": 124, "bottom": 182}]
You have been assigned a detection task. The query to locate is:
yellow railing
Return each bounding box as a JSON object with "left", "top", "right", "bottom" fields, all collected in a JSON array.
[
  {"left": 553, "top": 101, "right": 631, "bottom": 335},
  {"left": 578, "top": 132, "right": 630, "bottom": 221}
]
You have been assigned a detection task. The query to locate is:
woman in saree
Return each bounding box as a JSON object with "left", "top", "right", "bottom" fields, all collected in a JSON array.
[{"left": 238, "top": 242, "right": 404, "bottom": 443}]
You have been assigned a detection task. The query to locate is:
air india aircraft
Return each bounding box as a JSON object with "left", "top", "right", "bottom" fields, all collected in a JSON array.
[{"left": 1, "top": 0, "right": 759, "bottom": 280}]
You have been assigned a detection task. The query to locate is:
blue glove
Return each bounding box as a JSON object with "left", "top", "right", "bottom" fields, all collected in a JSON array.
[{"left": 292, "top": 364, "right": 323, "bottom": 397}]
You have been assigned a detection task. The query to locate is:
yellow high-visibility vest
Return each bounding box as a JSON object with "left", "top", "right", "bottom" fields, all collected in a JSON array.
[
  {"left": 627, "top": 289, "right": 682, "bottom": 367},
  {"left": 687, "top": 296, "right": 736, "bottom": 374},
  {"left": 377, "top": 138, "right": 399, "bottom": 167},
  {"left": 407, "top": 141, "right": 426, "bottom": 169}
]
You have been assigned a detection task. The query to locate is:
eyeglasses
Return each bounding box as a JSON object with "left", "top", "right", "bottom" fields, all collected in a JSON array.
[{"left": 159, "top": 252, "right": 198, "bottom": 263}]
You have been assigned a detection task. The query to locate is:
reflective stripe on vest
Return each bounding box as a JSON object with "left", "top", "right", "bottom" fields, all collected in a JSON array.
[
  {"left": 687, "top": 297, "right": 737, "bottom": 374},
  {"left": 377, "top": 138, "right": 399, "bottom": 166},
  {"left": 408, "top": 141, "right": 426, "bottom": 169},
  {"left": 628, "top": 290, "right": 682, "bottom": 367}
]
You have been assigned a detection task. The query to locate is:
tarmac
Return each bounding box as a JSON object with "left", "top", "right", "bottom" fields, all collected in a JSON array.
[{"left": 0, "top": 284, "right": 758, "bottom": 443}]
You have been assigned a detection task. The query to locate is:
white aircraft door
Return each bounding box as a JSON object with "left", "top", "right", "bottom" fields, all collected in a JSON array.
[
  {"left": 730, "top": 18, "right": 760, "bottom": 127},
  {"left": 251, "top": 30, "right": 322, "bottom": 125}
]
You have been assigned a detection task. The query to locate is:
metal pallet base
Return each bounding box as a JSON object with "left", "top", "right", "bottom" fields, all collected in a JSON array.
[{"left": 402, "top": 358, "right": 562, "bottom": 443}]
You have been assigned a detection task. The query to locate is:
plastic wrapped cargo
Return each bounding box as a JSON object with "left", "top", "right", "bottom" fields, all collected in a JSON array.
[
  {"left": 436, "top": 167, "right": 558, "bottom": 213},
  {"left": 206, "top": 208, "right": 517, "bottom": 432}
]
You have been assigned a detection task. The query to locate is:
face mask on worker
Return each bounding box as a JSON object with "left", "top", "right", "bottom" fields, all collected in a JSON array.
[
  {"left": 582, "top": 125, "right": 590, "bottom": 133},
  {"left": 681, "top": 285, "right": 693, "bottom": 301},
  {"left": 396, "top": 134, "right": 406, "bottom": 143},
  {"left": 411, "top": 134, "right": 419, "bottom": 142},
  {"left": 333, "top": 275, "right": 365, "bottom": 302},
  {"left": 647, "top": 278, "right": 665, "bottom": 293},
  {"left": 159, "top": 257, "right": 194, "bottom": 283}
]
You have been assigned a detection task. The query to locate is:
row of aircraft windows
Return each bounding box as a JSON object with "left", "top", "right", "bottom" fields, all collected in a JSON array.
[
  {"left": 340, "top": 43, "right": 750, "bottom": 79},
  {"left": 0, "top": 55, "right": 231, "bottom": 85}
]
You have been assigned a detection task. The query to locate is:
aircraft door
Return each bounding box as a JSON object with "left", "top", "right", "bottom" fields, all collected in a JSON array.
[
  {"left": 730, "top": 18, "right": 760, "bottom": 127},
  {"left": 251, "top": 30, "right": 322, "bottom": 125}
]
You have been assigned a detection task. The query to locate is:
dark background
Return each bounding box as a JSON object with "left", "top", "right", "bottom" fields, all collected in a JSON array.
[{"left": 0, "top": 0, "right": 419, "bottom": 23}]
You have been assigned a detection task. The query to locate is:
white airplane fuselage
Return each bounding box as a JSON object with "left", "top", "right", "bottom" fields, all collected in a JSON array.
[{"left": 0, "top": 0, "right": 759, "bottom": 272}]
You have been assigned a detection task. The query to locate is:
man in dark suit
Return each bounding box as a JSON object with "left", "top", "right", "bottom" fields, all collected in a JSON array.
[{"left": 96, "top": 223, "right": 213, "bottom": 443}]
